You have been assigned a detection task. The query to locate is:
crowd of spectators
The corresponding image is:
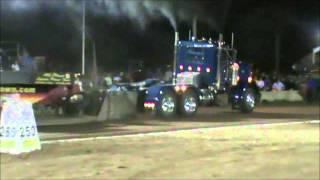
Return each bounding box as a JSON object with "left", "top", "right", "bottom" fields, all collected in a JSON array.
[
  {"left": 253, "top": 71, "right": 319, "bottom": 103},
  {"left": 253, "top": 72, "right": 299, "bottom": 92},
  {"left": 0, "top": 48, "right": 37, "bottom": 73}
]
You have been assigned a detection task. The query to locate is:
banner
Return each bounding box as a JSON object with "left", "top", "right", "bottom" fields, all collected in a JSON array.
[{"left": 0, "top": 97, "right": 41, "bottom": 154}]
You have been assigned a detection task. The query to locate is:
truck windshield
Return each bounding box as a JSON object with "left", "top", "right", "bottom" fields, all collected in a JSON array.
[{"left": 185, "top": 47, "right": 205, "bottom": 63}]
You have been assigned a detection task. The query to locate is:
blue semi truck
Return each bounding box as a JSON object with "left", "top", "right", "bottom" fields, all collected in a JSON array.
[{"left": 142, "top": 33, "right": 258, "bottom": 117}]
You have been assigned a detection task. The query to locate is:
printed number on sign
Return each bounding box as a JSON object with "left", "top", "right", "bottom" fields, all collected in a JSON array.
[
  {"left": 20, "top": 126, "right": 36, "bottom": 137},
  {"left": 0, "top": 127, "right": 18, "bottom": 138},
  {"left": 0, "top": 126, "right": 36, "bottom": 138}
]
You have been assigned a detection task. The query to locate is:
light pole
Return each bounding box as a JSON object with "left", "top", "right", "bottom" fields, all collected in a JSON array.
[
  {"left": 275, "top": 33, "right": 280, "bottom": 76},
  {"left": 81, "top": 0, "right": 86, "bottom": 75},
  {"left": 92, "top": 40, "right": 98, "bottom": 85}
]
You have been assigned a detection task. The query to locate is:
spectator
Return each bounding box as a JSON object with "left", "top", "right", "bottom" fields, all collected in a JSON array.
[
  {"left": 262, "top": 75, "right": 272, "bottom": 91},
  {"left": 305, "top": 75, "right": 318, "bottom": 103},
  {"left": 272, "top": 78, "right": 285, "bottom": 91},
  {"left": 11, "top": 61, "right": 20, "bottom": 71},
  {"left": 255, "top": 76, "right": 265, "bottom": 90},
  {"left": 19, "top": 50, "right": 37, "bottom": 73},
  {"left": 103, "top": 73, "right": 113, "bottom": 88},
  {"left": 113, "top": 73, "right": 122, "bottom": 83}
]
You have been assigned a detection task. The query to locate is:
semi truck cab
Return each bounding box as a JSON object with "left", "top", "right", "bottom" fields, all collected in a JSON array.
[
  {"left": 175, "top": 40, "right": 239, "bottom": 90},
  {"left": 144, "top": 37, "right": 257, "bottom": 117}
]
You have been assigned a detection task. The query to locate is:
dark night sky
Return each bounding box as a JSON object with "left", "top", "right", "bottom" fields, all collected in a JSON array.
[{"left": 0, "top": 0, "right": 319, "bottom": 74}]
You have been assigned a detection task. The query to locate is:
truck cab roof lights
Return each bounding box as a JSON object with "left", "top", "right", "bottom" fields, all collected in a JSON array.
[
  {"left": 197, "top": 66, "right": 201, "bottom": 72},
  {"left": 188, "top": 66, "right": 192, "bottom": 71},
  {"left": 206, "top": 67, "right": 211, "bottom": 73}
]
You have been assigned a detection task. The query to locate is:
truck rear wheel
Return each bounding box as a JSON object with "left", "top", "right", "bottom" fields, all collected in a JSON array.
[
  {"left": 179, "top": 90, "right": 198, "bottom": 116},
  {"left": 156, "top": 90, "right": 177, "bottom": 117},
  {"left": 63, "top": 100, "right": 84, "bottom": 116},
  {"left": 240, "top": 89, "right": 255, "bottom": 113}
]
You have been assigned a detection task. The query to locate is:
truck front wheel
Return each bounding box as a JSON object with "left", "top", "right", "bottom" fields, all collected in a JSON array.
[
  {"left": 179, "top": 90, "right": 198, "bottom": 116},
  {"left": 240, "top": 89, "right": 255, "bottom": 113},
  {"left": 156, "top": 90, "right": 177, "bottom": 117}
]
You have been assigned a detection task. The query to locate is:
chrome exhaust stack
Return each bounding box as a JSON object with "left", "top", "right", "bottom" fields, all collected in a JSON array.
[
  {"left": 173, "top": 31, "right": 179, "bottom": 84},
  {"left": 231, "top": 32, "right": 234, "bottom": 49}
]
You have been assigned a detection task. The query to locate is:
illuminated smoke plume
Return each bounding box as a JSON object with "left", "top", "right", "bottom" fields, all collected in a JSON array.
[
  {"left": 2, "top": 0, "right": 213, "bottom": 31},
  {"left": 80, "top": 0, "right": 187, "bottom": 31}
]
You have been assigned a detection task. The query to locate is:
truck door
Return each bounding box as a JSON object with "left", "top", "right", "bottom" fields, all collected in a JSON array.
[{"left": 217, "top": 48, "right": 237, "bottom": 90}]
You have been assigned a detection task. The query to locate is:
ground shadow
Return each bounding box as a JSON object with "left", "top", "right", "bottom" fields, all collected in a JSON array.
[{"left": 38, "top": 116, "right": 166, "bottom": 134}]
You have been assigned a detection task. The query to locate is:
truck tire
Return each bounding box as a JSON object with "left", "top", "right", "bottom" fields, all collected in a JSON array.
[
  {"left": 63, "top": 98, "right": 84, "bottom": 116},
  {"left": 156, "top": 90, "right": 177, "bottom": 117},
  {"left": 179, "top": 90, "right": 198, "bottom": 116},
  {"left": 240, "top": 89, "right": 255, "bottom": 113}
]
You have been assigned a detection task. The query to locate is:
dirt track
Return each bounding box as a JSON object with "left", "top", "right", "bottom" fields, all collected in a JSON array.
[
  {"left": 38, "top": 104, "right": 319, "bottom": 141},
  {"left": 1, "top": 122, "right": 319, "bottom": 179}
]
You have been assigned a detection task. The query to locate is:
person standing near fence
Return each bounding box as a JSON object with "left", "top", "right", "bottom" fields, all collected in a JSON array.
[
  {"left": 272, "top": 78, "right": 285, "bottom": 91},
  {"left": 104, "top": 73, "right": 113, "bottom": 88},
  {"left": 255, "top": 76, "right": 265, "bottom": 90},
  {"left": 305, "top": 76, "right": 318, "bottom": 103}
]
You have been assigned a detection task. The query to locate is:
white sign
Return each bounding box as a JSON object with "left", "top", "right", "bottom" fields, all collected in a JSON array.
[{"left": 0, "top": 97, "right": 41, "bottom": 154}]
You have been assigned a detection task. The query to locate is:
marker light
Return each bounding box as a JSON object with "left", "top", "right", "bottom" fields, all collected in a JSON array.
[
  {"left": 175, "top": 85, "right": 187, "bottom": 92},
  {"left": 232, "top": 63, "right": 239, "bottom": 70},
  {"left": 248, "top": 76, "right": 253, "bottom": 83},
  {"left": 179, "top": 65, "right": 183, "bottom": 71},
  {"left": 237, "top": 75, "right": 240, "bottom": 82},
  {"left": 206, "top": 67, "right": 211, "bottom": 73},
  {"left": 144, "top": 102, "right": 155, "bottom": 109},
  {"left": 181, "top": 85, "right": 187, "bottom": 92},
  {"left": 197, "top": 66, "right": 201, "bottom": 72},
  {"left": 188, "top": 66, "right": 192, "bottom": 71}
]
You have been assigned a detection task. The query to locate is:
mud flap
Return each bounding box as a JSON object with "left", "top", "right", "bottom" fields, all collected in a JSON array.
[
  {"left": 97, "top": 91, "right": 137, "bottom": 121},
  {"left": 215, "top": 94, "right": 229, "bottom": 107}
]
